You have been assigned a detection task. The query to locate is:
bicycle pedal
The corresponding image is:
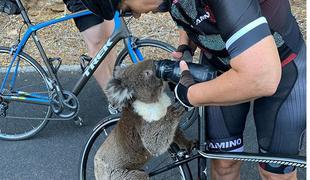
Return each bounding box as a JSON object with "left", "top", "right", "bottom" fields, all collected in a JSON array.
[
  {"left": 49, "top": 57, "right": 62, "bottom": 73},
  {"left": 0, "top": 102, "right": 8, "bottom": 117},
  {"left": 73, "top": 116, "right": 83, "bottom": 127},
  {"left": 80, "top": 54, "right": 92, "bottom": 73}
]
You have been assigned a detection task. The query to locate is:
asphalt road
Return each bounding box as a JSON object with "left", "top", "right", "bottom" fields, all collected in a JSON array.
[{"left": 0, "top": 70, "right": 306, "bottom": 180}]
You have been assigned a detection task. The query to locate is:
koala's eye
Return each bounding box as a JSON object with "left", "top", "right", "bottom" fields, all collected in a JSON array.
[{"left": 143, "top": 69, "right": 153, "bottom": 78}]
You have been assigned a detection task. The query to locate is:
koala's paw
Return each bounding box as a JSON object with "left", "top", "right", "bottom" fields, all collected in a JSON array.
[
  {"left": 181, "top": 139, "right": 198, "bottom": 152},
  {"left": 167, "top": 102, "right": 186, "bottom": 117},
  {"left": 174, "top": 132, "right": 197, "bottom": 152}
]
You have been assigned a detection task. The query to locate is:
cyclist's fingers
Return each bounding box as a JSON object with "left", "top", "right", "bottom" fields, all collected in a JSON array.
[
  {"left": 171, "top": 51, "right": 183, "bottom": 59},
  {"left": 180, "top": 60, "right": 189, "bottom": 71},
  {"left": 132, "top": 12, "right": 141, "bottom": 18}
]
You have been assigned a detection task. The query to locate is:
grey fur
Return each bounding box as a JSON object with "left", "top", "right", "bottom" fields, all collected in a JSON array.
[{"left": 96, "top": 60, "right": 192, "bottom": 180}]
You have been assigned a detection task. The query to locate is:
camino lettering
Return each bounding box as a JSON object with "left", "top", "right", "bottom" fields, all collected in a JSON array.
[
  {"left": 195, "top": 12, "right": 210, "bottom": 25},
  {"left": 208, "top": 138, "right": 242, "bottom": 149}
]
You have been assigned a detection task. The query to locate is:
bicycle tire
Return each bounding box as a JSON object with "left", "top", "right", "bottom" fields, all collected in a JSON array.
[
  {"left": 79, "top": 114, "right": 193, "bottom": 180},
  {"left": 115, "top": 38, "right": 198, "bottom": 131},
  {"left": 0, "top": 46, "right": 52, "bottom": 140}
]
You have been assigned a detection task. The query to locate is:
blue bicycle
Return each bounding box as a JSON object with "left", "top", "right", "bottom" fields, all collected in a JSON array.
[{"left": 0, "top": 0, "right": 176, "bottom": 140}]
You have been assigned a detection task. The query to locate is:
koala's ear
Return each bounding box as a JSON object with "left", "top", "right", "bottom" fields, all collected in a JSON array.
[
  {"left": 104, "top": 66, "right": 134, "bottom": 108},
  {"left": 113, "top": 65, "right": 126, "bottom": 79}
]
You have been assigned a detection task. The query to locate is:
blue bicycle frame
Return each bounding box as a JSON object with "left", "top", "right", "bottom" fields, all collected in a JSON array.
[{"left": 1, "top": 1, "right": 144, "bottom": 106}]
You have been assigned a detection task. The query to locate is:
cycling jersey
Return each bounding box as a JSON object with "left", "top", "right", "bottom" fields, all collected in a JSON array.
[{"left": 170, "top": 0, "right": 303, "bottom": 60}]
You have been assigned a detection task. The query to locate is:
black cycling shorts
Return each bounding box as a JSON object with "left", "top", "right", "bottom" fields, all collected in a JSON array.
[
  {"left": 63, "top": 0, "right": 104, "bottom": 32},
  {"left": 203, "top": 42, "right": 306, "bottom": 157}
]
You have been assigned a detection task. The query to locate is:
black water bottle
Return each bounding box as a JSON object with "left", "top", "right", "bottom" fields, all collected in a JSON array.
[{"left": 154, "top": 59, "right": 218, "bottom": 84}]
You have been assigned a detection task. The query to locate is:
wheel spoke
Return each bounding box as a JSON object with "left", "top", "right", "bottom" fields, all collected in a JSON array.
[{"left": 0, "top": 47, "right": 51, "bottom": 140}]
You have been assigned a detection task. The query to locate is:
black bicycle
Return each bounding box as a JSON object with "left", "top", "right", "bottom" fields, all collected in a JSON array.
[
  {"left": 80, "top": 64, "right": 306, "bottom": 179},
  {"left": 80, "top": 107, "right": 306, "bottom": 180},
  {"left": 0, "top": 0, "right": 178, "bottom": 140}
]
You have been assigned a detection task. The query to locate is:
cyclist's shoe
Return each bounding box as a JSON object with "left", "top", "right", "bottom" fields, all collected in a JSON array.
[
  {"left": 80, "top": 54, "right": 92, "bottom": 73},
  {"left": 0, "top": 0, "right": 21, "bottom": 15},
  {"left": 108, "top": 104, "right": 121, "bottom": 115}
]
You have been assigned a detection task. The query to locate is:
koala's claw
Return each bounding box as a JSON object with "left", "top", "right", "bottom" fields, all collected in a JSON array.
[
  {"left": 171, "top": 101, "right": 183, "bottom": 108},
  {"left": 179, "top": 139, "right": 198, "bottom": 153},
  {"left": 168, "top": 102, "right": 186, "bottom": 116}
]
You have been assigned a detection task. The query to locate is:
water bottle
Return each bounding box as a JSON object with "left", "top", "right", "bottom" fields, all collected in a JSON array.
[{"left": 154, "top": 59, "right": 218, "bottom": 83}]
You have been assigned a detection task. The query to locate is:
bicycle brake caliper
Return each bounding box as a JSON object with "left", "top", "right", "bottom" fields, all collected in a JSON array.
[{"left": 9, "top": 45, "right": 17, "bottom": 56}]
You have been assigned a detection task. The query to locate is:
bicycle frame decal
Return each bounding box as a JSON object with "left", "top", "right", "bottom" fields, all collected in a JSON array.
[
  {"left": 83, "top": 38, "right": 113, "bottom": 77},
  {"left": 75, "top": 11, "right": 124, "bottom": 94},
  {"left": 73, "top": 11, "right": 142, "bottom": 95}
]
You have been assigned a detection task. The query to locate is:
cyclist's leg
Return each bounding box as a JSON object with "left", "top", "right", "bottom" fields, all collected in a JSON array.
[
  {"left": 199, "top": 51, "right": 249, "bottom": 179},
  {"left": 80, "top": 20, "right": 116, "bottom": 89},
  {"left": 205, "top": 102, "right": 250, "bottom": 180},
  {"left": 253, "top": 43, "right": 306, "bottom": 180},
  {"left": 64, "top": 0, "right": 117, "bottom": 89}
]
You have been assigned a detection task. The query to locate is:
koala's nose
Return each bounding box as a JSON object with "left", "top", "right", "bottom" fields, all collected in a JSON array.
[{"left": 143, "top": 69, "right": 153, "bottom": 78}]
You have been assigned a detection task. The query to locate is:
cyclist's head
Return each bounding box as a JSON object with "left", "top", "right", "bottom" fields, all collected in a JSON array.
[{"left": 81, "top": 0, "right": 172, "bottom": 19}]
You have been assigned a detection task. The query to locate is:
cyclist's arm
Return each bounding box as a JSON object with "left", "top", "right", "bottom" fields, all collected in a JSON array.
[
  {"left": 184, "top": 0, "right": 282, "bottom": 106},
  {"left": 178, "top": 29, "right": 190, "bottom": 45},
  {"left": 172, "top": 29, "right": 197, "bottom": 59},
  {"left": 171, "top": 29, "right": 190, "bottom": 59},
  {"left": 186, "top": 35, "right": 281, "bottom": 106}
]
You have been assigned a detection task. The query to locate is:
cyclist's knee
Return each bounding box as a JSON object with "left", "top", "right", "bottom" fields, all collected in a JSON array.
[
  {"left": 259, "top": 162, "right": 297, "bottom": 176},
  {"left": 211, "top": 159, "right": 242, "bottom": 175},
  {"left": 81, "top": 24, "right": 113, "bottom": 55},
  {"left": 85, "top": 36, "right": 105, "bottom": 55},
  {"left": 258, "top": 165, "right": 297, "bottom": 180}
]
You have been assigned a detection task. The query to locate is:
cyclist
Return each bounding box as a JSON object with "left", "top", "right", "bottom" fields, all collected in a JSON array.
[
  {"left": 63, "top": 0, "right": 119, "bottom": 114},
  {"left": 81, "top": 0, "right": 306, "bottom": 179}
]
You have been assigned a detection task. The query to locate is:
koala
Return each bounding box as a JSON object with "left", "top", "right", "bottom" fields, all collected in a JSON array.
[{"left": 94, "top": 60, "right": 192, "bottom": 180}]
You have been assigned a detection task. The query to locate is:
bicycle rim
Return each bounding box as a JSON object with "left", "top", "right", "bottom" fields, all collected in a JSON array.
[
  {"left": 80, "top": 114, "right": 192, "bottom": 180},
  {"left": 0, "top": 47, "right": 51, "bottom": 140}
]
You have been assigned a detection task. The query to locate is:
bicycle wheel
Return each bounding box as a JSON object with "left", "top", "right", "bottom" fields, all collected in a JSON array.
[
  {"left": 115, "top": 38, "right": 198, "bottom": 131},
  {"left": 80, "top": 114, "right": 192, "bottom": 180},
  {"left": 0, "top": 46, "right": 52, "bottom": 140}
]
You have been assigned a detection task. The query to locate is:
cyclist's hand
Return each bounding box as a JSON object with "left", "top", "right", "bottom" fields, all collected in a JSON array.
[
  {"left": 174, "top": 61, "right": 195, "bottom": 110},
  {"left": 171, "top": 44, "right": 194, "bottom": 62}
]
